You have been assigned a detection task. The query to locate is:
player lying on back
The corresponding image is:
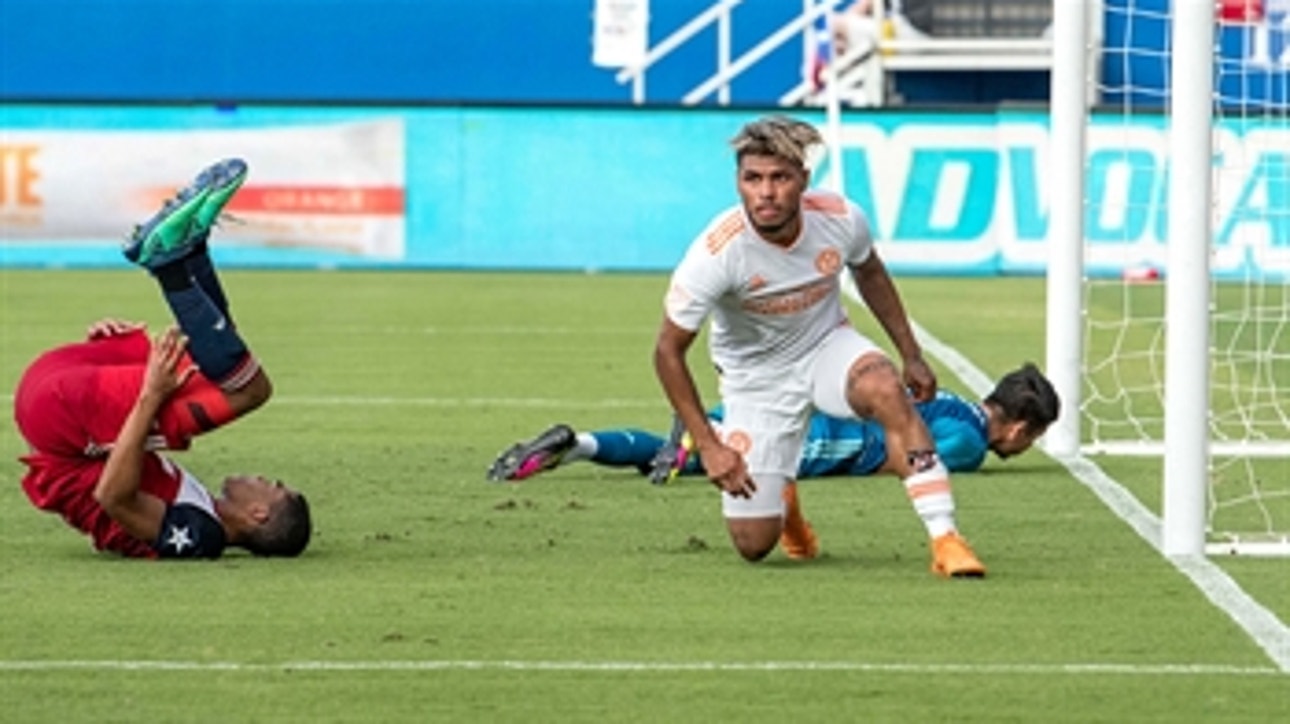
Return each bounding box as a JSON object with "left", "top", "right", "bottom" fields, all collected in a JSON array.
[
  {"left": 488, "top": 363, "right": 1059, "bottom": 485},
  {"left": 13, "top": 159, "right": 311, "bottom": 560}
]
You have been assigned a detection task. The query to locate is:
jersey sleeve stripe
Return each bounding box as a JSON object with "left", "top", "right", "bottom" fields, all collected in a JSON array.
[
  {"left": 705, "top": 211, "right": 746, "bottom": 255},
  {"left": 802, "top": 191, "right": 848, "bottom": 216}
]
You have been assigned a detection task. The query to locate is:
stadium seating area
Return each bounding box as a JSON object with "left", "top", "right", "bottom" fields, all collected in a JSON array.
[
  {"left": 867, "top": 0, "right": 1054, "bottom": 105},
  {"left": 901, "top": 0, "right": 1051, "bottom": 37}
]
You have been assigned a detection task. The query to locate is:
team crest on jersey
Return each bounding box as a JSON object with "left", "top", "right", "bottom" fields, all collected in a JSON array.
[
  {"left": 815, "top": 248, "right": 842, "bottom": 275},
  {"left": 747, "top": 274, "right": 768, "bottom": 291},
  {"left": 725, "top": 430, "right": 752, "bottom": 455}
]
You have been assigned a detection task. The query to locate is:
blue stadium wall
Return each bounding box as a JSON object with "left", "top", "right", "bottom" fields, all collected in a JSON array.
[
  {"left": 1, "top": 0, "right": 1052, "bottom": 106},
  {"left": 0, "top": 0, "right": 810, "bottom": 105},
  {"left": 3, "top": 1, "right": 1283, "bottom": 106}
]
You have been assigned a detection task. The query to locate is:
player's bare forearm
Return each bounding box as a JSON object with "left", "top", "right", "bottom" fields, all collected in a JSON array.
[
  {"left": 654, "top": 318, "right": 754, "bottom": 497},
  {"left": 94, "top": 390, "right": 167, "bottom": 540},
  {"left": 653, "top": 320, "right": 720, "bottom": 451},
  {"left": 94, "top": 327, "right": 193, "bottom": 540},
  {"left": 851, "top": 255, "right": 922, "bottom": 362},
  {"left": 658, "top": 364, "right": 717, "bottom": 452},
  {"left": 851, "top": 256, "right": 938, "bottom": 400}
]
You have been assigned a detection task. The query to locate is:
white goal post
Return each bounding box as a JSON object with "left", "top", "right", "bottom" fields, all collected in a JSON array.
[
  {"left": 1047, "top": 0, "right": 1290, "bottom": 557},
  {"left": 1162, "top": 0, "right": 1215, "bottom": 556}
]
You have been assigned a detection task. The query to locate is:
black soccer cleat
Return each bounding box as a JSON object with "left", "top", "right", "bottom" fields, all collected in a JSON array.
[{"left": 486, "top": 424, "right": 577, "bottom": 482}]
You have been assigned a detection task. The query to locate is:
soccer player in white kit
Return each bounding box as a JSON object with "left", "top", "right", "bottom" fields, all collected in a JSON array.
[{"left": 653, "top": 116, "right": 985, "bottom": 577}]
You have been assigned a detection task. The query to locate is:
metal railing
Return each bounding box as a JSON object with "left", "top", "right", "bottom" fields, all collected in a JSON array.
[
  {"left": 615, "top": 0, "right": 1060, "bottom": 107},
  {"left": 614, "top": 0, "right": 845, "bottom": 106}
]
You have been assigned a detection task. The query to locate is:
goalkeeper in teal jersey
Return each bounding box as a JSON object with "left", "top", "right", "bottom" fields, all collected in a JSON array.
[{"left": 488, "top": 363, "right": 1059, "bottom": 484}]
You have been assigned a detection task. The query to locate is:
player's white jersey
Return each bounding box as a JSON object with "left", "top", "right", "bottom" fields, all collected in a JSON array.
[
  {"left": 664, "top": 190, "right": 874, "bottom": 376},
  {"left": 165, "top": 457, "right": 217, "bottom": 513}
]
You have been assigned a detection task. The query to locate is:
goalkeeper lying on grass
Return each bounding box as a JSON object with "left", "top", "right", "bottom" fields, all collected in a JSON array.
[{"left": 487, "top": 363, "right": 1059, "bottom": 486}]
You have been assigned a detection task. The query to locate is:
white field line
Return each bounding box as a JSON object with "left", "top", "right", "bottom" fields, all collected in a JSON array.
[
  {"left": 270, "top": 394, "right": 660, "bottom": 407},
  {"left": 908, "top": 318, "right": 1290, "bottom": 674},
  {"left": 271, "top": 396, "right": 662, "bottom": 410},
  {"left": 356, "top": 326, "right": 648, "bottom": 336},
  {"left": 0, "top": 659, "right": 1279, "bottom": 677}
]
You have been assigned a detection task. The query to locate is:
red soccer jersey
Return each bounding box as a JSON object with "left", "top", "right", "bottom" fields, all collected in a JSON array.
[
  {"left": 13, "top": 330, "right": 236, "bottom": 558},
  {"left": 19, "top": 451, "right": 188, "bottom": 557}
]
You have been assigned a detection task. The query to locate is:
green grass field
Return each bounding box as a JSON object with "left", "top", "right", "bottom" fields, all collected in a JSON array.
[{"left": 1, "top": 270, "right": 1287, "bottom": 723}]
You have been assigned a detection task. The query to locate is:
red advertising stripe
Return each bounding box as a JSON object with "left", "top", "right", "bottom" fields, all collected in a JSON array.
[{"left": 225, "top": 186, "right": 405, "bottom": 216}]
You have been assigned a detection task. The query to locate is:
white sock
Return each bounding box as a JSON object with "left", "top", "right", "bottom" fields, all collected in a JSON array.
[
  {"left": 560, "top": 432, "right": 598, "bottom": 464},
  {"left": 902, "top": 460, "right": 956, "bottom": 539}
]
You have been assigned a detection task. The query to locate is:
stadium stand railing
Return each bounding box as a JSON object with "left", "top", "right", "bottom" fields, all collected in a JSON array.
[
  {"left": 616, "top": 0, "right": 1058, "bottom": 107},
  {"left": 789, "top": 0, "right": 1057, "bottom": 106}
]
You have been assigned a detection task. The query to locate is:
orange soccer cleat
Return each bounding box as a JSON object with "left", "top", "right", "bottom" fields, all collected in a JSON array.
[
  {"left": 930, "top": 531, "right": 986, "bottom": 578},
  {"left": 779, "top": 484, "right": 819, "bottom": 560}
]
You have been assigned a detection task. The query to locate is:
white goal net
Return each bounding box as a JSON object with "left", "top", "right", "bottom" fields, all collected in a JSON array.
[{"left": 1073, "top": 0, "right": 1289, "bottom": 555}]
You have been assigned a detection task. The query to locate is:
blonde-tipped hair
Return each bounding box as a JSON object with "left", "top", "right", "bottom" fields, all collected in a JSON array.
[{"left": 729, "top": 116, "right": 823, "bottom": 168}]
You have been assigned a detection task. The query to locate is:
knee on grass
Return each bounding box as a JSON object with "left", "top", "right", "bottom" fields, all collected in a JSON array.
[{"left": 727, "top": 518, "right": 782, "bottom": 562}]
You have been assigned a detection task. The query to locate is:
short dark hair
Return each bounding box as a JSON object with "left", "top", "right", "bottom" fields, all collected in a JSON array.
[
  {"left": 243, "top": 493, "right": 312, "bottom": 557},
  {"left": 985, "top": 363, "right": 1060, "bottom": 434}
]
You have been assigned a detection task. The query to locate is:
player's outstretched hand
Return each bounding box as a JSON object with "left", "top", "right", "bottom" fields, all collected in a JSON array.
[
  {"left": 141, "top": 326, "right": 196, "bottom": 400},
  {"left": 88, "top": 318, "right": 146, "bottom": 340}
]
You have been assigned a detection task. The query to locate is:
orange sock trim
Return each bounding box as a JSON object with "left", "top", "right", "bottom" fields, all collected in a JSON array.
[{"left": 906, "top": 479, "right": 952, "bottom": 500}]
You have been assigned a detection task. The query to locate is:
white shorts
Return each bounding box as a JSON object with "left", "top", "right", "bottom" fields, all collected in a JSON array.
[{"left": 717, "top": 325, "right": 881, "bottom": 518}]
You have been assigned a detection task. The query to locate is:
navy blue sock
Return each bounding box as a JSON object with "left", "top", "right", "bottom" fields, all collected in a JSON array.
[
  {"left": 589, "top": 429, "right": 666, "bottom": 471},
  {"left": 184, "top": 237, "right": 231, "bottom": 319},
  {"left": 160, "top": 284, "right": 250, "bottom": 385},
  {"left": 153, "top": 258, "right": 193, "bottom": 293}
]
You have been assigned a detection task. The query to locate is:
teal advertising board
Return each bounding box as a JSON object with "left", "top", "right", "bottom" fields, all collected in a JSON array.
[{"left": 1, "top": 105, "right": 1286, "bottom": 279}]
